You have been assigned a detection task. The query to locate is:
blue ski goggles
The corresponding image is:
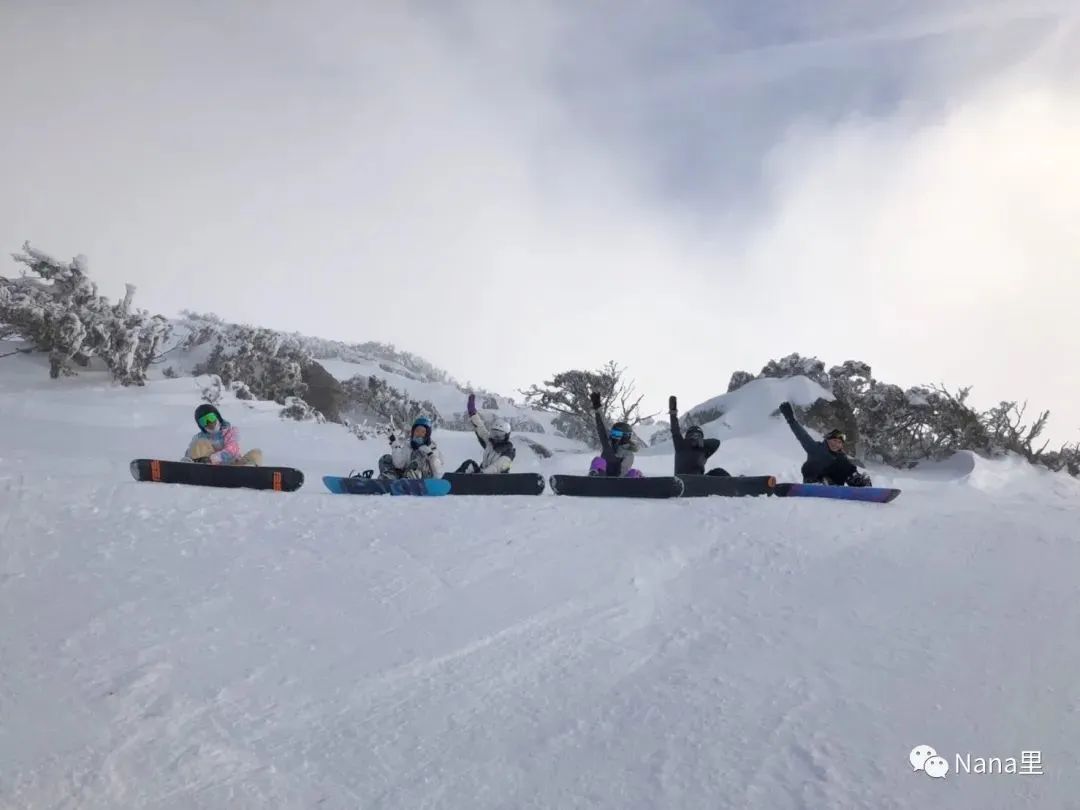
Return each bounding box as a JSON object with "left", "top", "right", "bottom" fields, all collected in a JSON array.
[{"left": 610, "top": 429, "right": 626, "bottom": 439}]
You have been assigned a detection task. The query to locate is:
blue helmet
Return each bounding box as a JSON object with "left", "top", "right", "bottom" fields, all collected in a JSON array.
[{"left": 410, "top": 416, "right": 433, "bottom": 447}]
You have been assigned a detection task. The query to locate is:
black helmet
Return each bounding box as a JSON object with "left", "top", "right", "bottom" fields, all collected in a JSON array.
[
  {"left": 194, "top": 403, "right": 224, "bottom": 430},
  {"left": 610, "top": 421, "right": 632, "bottom": 444}
]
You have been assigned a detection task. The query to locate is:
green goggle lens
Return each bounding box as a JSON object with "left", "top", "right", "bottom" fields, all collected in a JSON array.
[{"left": 198, "top": 413, "right": 219, "bottom": 428}]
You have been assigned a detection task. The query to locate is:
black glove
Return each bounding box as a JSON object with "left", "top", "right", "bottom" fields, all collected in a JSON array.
[
  {"left": 847, "top": 471, "right": 872, "bottom": 487},
  {"left": 388, "top": 433, "right": 396, "bottom": 446},
  {"left": 668, "top": 395, "right": 677, "bottom": 413},
  {"left": 779, "top": 402, "right": 794, "bottom": 420},
  {"left": 590, "top": 392, "right": 601, "bottom": 410},
  {"left": 192, "top": 456, "right": 211, "bottom": 464}
]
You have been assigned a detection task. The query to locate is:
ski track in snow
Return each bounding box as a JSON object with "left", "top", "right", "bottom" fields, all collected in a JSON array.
[
  {"left": 2, "top": 356, "right": 1080, "bottom": 808},
  {"left": 3, "top": 477, "right": 1078, "bottom": 809}
]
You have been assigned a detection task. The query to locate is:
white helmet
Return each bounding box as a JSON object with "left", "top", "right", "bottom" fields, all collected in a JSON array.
[{"left": 489, "top": 418, "right": 511, "bottom": 442}]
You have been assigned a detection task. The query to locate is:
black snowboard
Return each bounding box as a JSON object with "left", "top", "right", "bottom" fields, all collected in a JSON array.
[
  {"left": 443, "top": 472, "right": 545, "bottom": 495},
  {"left": 677, "top": 474, "right": 777, "bottom": 498},
  {"left": 549, "top": 475, "right": 684, "bottom": 499},
  {"left": 130, "top": 459, "right": 304, "bottom": 492}
]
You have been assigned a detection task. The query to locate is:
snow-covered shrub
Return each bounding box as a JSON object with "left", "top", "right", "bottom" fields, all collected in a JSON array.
[
  {"left": 229, "top": 380, "right": 255, "bottom": 400},
  {"left": 339, "top": 374, "right": 440, "bottom": 431},
  {"left": 727, "top": 370, "right": 755, "bottom": 393},
  {"left": 199, "top": 374, "right": 223, "bottom": 405},
  {"left": 759, "top": 353, "right": 832, "bottom": 390},
  {"left": 190, "top": 325, "right": 308, "bottom": 406},
  {"left": 650, "top": 426, "right": 673, "bottom": 446},
  {"left": 280, "top": 396, "right": 325, "bottom": 422},
  {"left": 0, "top": 242, "right": 170, "bottom": 384},
  {"left": 509, "top": 415, "right": 545, "bottom": 434},
  {"left": 344, "top": 419, "right": 388, "bottom": 441}
]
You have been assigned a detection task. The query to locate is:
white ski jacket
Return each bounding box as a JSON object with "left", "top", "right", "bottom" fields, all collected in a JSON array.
[
  {"left": 390, "top": 438, "right": 444, "bottom": 479},
  {"left": 469, "top": 413, "right": 515, "bottom": 474}
]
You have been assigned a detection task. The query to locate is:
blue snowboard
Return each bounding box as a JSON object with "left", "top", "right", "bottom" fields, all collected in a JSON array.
[
  {"left": 323, "top": 476, "right": 451, "bottom": 496},
  {"left": 775, "top": 483, "right": 900, "bottom": 503}
]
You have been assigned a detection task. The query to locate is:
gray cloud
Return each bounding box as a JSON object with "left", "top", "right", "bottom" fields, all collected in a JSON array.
[{"left": 2, "top": 1, "right": 1078, "bottom": 443}]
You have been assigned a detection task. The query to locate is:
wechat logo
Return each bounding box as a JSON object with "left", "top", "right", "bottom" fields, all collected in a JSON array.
[{"left": 911, "top": 745, "right": 949, "bottom": 779}]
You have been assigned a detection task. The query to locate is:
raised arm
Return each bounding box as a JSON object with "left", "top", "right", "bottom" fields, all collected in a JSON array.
[
  {"left": 591, "top": 392, "right": 612, "bottom": 454},
  {"left": 467, "top": 395, "right": 489, "bottom": 448},
  {"left": 779, "top": 402, "right": 818, "bottom": 454},
  {"left": 668, "top": 395, "right": 684, "bottom": 448}
]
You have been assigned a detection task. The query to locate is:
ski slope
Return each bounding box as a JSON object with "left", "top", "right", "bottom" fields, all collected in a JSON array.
[{"left": 2, "top": 346, "right": 1079, "bottom": 809}]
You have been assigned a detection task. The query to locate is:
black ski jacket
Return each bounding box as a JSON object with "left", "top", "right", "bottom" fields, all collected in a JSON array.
[
  {"left": 670, "top": 411, "right": 720, "bottom": 475},
  {"left": 783, "top": 411, "right": 858, "bottom": 484},
  {"left": 594, "top": 411, "right": 635, "bottom": 477}
]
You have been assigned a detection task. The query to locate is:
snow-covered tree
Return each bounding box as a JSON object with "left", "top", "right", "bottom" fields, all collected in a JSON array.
[
  {"left": 759, "top": 353, "right": 832, "bottom": 390},
  {"left": 520, "top": 361, "right": 642, "bottom": 447},
  {"left": 0, "top": 242, "right": 170, "bottom": 384}
]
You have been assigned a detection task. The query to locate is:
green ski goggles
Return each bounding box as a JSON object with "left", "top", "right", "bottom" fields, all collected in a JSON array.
[{"left": 198, "top": 412, "right": 219, "bottom": 429}]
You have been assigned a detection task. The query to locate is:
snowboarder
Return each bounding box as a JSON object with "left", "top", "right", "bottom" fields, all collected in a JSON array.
[
  {"left": 778, "top": 401, "right": 871, "bottom": 486},
  {"left": 376, "top": 416, "right": 445, "bottom": 480},
  {"left": 455, "top": 394, "right": 515, "bottom": 474},
  {"left": 184, "top": 404, "right": 263, "bottom": 466},
  {"left": 668, "top": 395, "right": 729, "bottom": 476},
  {"left": 587, "top": 392, "right": 643, "bottom": 478}
]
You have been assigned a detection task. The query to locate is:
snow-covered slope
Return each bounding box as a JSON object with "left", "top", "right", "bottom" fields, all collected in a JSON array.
[{"left": 2, "top": 345, "right": 1079, "bottom": 809}]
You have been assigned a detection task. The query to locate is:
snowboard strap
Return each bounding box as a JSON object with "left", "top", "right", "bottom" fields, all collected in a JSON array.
[
  {"left": 150, "top": 459, "right": 162, "bottom": 482},
  {"left": 272, "top": 471, "right": 282, "bottom": 491}
]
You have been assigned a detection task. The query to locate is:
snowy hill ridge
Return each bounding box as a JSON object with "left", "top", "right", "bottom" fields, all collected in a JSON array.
[{"left": 4, "top": 243, "right": 1076, "bottom": 474}]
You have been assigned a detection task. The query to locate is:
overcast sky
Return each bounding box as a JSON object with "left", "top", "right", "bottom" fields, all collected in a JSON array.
[{"left": 2, "top": 0, "right": 1078, "bottom": 443}]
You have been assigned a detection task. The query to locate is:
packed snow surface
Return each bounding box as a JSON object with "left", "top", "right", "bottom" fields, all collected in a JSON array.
[{"left": 1, "top": 345, "right": 1078, "bottom": 809}]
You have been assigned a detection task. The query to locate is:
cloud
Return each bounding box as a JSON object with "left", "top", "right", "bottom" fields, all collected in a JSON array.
[{"left": 1, "top": 1, "right": 1077, "bottom": 442}]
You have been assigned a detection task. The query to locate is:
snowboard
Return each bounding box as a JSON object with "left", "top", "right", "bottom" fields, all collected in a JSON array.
[
  {"left": 322, "top": 476, "right": 451, "bottom": 496},
  {"left": 549, "top": 475, "right": 684, "bottom": 499},
  {"left": 677, "top": 474, "right": 777, "bottom": 498},
  {"left": 129, "top": 459, "right": 304, "bottom": 492},
  {"left": 775, "top": 483, "right": 901, "bottom": 503},
  {"left": 443, "top": 472, "right": 545, "bottom": 496}
]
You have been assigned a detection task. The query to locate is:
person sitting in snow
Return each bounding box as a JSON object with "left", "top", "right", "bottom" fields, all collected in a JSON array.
[
  {"left": 184, "top": 404, "right": 263, "bottom": 466},
  {"left": 778, "top": 401, "right": 871, "bottom": 486},
  {"left": 668, "top": 395, "right": 729, "bottom": 476},
  {"left": 455, "top": 394, "right": 515, "bottom": 474},
  {"left": 587, "top": 392, "right": 643, "bottom": 478},
  {"left": 376, "top": 416, "right": 444, "bottom": 480}
]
